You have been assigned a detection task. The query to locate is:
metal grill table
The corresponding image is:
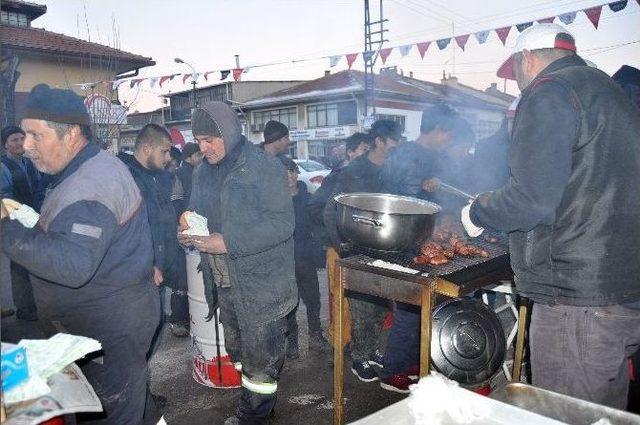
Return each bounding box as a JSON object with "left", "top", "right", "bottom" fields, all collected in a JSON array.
[{"left": 332, "top": 243, "right": 525, "bottom": 425}]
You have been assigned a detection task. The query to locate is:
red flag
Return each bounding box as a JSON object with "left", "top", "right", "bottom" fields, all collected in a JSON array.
[
  {"left": 584, "top": 5, "right": 602, "bottom": 28},
  {"left": 346, "top": 53, "right": 358, "bottom": 69},
  {"left": 232, "top": 68, "right": 243, "bottom": 81},
  {"left": 182, "top": 74, "right": 191, "bottom": 84},
  {"left": 204, "top": 71, "right": 215, "bottom": 81},
  {"left": 417, "top": 42, "right": 431, "bottom": 59},
  {"left": 495, "top": 26, "right": 511, "bottom": 45},
  {"left": 380, "top": 47, "right": 393, "bottom": 64},
  {"left": 159, "top": 74, "right": 174, "bottom": 87},
  {"left": 454, "top": 34, "right": 470, "bottom": 51},
  {"left": 130, "top": 78, "right": 144, "bottom": 89},
  {"left": 538, "top": 16, "right": 555, "bottom": 24}
]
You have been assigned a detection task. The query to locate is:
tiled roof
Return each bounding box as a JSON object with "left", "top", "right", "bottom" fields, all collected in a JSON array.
[
  {"left": 1, "top": 24, "right": 154, "bottom": 73},
  {"left": 244, "top": 70, "right": 508, "bottom": 110}
]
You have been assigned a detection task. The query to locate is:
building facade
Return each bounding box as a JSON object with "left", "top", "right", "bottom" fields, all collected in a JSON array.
[{"left": 242, "top": 69, "right": 515, "bottom": 161}]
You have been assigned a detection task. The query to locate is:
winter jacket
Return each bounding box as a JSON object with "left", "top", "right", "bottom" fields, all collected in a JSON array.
[
  {"left": 2, "top": 155, "right": 42, "bottom": 210},
  {"left": 292, "top": 180, "right": 321, "bottom": 266},
  {"left": 119, "top": 153, "right": 178, "bottom": 274},
  {"left": 190, "top": 142, "right": 297, "bottom": 326},
  {"left": 1, "top": 142, "right": 158, "bottom": 339},
  {"left": 471, "top": 125, "right": 510, "bottom": 193},
  {"left": 383, "top": 141, "right": 439, "bottom": 201},
  {"left": 323, "top": 155, "right": 385, "bottom": 249},
  {"left": 176, "top": 162, "right": 194, "bottom": 207},
  {"left": 470, "top": 55, "right": 640, "bottom": 306}
]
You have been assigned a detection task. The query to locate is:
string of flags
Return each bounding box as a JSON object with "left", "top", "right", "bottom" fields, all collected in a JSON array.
[{"left": 76, "top": 0, "right": 638, "bottom": 91}]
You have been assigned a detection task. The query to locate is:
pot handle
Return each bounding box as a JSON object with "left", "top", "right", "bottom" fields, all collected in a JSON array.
[{"left": 352, "top": 214, "right": 384, "bottom": 228}]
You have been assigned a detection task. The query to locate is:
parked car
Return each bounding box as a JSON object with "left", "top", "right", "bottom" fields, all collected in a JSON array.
[{"left": 293, "top": 159, "right": 331, "bottom": 193}]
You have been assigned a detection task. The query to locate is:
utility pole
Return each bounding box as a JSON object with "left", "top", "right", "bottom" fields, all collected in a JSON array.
[{"left": 363, "top": 0, "right": 388, "bottom": 121}]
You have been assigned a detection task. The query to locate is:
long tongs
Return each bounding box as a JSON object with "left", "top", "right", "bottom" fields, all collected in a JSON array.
[{"left": 438, "top": 181, "right": 477, "bottom": 202}]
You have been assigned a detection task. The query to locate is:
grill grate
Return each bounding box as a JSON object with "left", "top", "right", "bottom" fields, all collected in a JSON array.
[{"left": 347, "top": 233, "right": 509, "bottom": 277}]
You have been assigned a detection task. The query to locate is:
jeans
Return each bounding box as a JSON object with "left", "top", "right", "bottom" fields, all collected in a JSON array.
[
  {"left": 219, "top": 288, "right": 288, "bottom": 424},
  {"left": 348, "top": 292, "right": 387, "bottom": 362},
  {"left": 530, "top": 302, "right": 640, "bottom": 409},
  {"left": 381, "top": 302, "right": 420, "bottom": 379}
]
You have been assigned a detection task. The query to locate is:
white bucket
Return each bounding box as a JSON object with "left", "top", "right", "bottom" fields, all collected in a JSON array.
[{"left": 186, "top": 250, "right": 240, "bottom": 388}]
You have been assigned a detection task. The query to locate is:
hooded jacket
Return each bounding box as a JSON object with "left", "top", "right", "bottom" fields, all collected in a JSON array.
[
  {"left": 470, "top": 55, "right": 640, "bottom": 306},
  {"left": 189, "top": 102, "right": 297, "bottom": 326}
]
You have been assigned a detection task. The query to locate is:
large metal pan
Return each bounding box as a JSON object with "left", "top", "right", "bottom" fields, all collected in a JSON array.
[{"left": 335, "top": 193, "right": 441, "bottom": 252}]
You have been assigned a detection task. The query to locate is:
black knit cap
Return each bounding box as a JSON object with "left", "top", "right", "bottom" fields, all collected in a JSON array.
[
  {"left": 263, "top": 120, "right": 289, "bottom": 145},
  {"left": 182, "top": 142, "right": 201, "bottom": 158},
  {"left": 22, "top": 84, "right": 91, "bottom": 125},
  {"left": 1, "top": 126, "right": 25, "bottom": 145}
]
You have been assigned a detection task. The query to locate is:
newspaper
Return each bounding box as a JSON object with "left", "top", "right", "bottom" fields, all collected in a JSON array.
[{"left": 4, "top": 363, "right": 102, "bottom": 425}]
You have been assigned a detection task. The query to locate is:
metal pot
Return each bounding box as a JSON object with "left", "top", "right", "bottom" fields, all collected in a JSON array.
[
  {"left": 431, "top": 298, "right": 506, "bottom": 386},
  {"left": 335, "top": 193, "right": 441, "bottom": 252}
]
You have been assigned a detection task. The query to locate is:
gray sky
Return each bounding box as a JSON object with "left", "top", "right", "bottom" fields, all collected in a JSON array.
[{"left": 35, "top": 0, "right": 640, "bottom": 112}]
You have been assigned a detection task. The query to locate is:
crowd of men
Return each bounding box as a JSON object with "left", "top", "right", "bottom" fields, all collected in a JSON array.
[{"left": 1, "top": 22, "right": 640, "bottom": 425}]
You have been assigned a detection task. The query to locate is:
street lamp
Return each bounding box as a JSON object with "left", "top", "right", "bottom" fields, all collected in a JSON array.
[{"left": 174, "top": 57, "right": 198, "bottom": 108}]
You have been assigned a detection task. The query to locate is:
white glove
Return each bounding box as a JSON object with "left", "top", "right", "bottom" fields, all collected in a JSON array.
[{"left": 461, "top": 203, "right": 484, "bottom": 237}]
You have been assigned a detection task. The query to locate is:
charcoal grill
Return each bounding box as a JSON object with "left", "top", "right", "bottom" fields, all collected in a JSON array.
[{"left": 332, "top": 233, "right": 526, "bottom": 425}]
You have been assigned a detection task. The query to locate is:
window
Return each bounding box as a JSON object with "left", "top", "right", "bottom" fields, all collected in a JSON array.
[
  {"left": 1, "top": 11, "right": 28, "bottom": 27},
  {"left": 307, "top": 101, "right": 356, "bottom": 128},
  {"left": 296, "top": 160, "right": 328, "bottom": 172},
  {"left": 374, "top": 114, "right": 406, "bottom": 133},
  {"left": 252, "top": 107, "right": 297, "bottom": 132}
]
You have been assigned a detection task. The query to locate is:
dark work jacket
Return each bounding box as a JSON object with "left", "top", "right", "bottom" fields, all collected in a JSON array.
[
  {"left": 471, "top": 125, "right": 510, "bottom": 193},
  {"left": 176, "top": 162, "right": 194, "bottom": 207},
  {"left": 292, "top": 181, "right": 319, "bottom": 266},
  {"left": 190, "top": 142, "right": 297, "bottom": 326},
  {"left": 471, "top": 55, "right": 640, "bottom": 306},
  {"left": 1, "top": 142, "right": 158, "bottom": 340},
  {"left": 120, "top": 153, "right": 178, "bottom": 273},
  {"left": 323, "top": 155, "right": 385, "bottom": 249},
  {"left": 2, "top": 155, "right": 42, "bottom": 211},
  {"left": 383, "top": 141, "right": 440, "bottom": 202}
]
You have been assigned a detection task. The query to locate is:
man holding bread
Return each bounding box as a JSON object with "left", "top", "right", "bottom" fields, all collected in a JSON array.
[
  {"left": 0, "top": 85, "right": 161, "bottom": 424},
  {"left": 177, "top": 101, "right": 296, "bottom": 425}
]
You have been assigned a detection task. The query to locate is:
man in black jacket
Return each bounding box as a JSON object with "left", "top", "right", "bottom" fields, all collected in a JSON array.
[
  {"left": 324, "top": 120, "right": 400, "bottom": 383},
  {"left": 178, "top": 102, "right": 297, "bottom": 425},
  {"left": 1, "top": 85, "right": 160, "bottom": 424},
  {"left": 1, "top": 126, "right": 40, "bottom": 321},
  {"left": 463, "top": 24, "right": 640, "bottom": 408},
  {"left": 121, "top": 124, "right": 189, "bottom": 339},
  {"left": 176, "top": 142, "right": 202, "bottom": 206}
]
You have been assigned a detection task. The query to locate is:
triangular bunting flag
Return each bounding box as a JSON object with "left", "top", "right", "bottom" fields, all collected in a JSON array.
[
  {"left": 363, "top": 51, "right": 374, "bottom": 63},
  {"left": 584, "top": 5, "right": 603, "bottom": 28},
  {"left": 558, "top": 11, "right": 577, "bottom": 25},
  {"left": 516, "top": 22, "right": 533, "bottom": 32},
  {"left": 346, "top": 53, "right": 358, "bottom": 69},
  {"left": 112, "top": 80, "right": 126, "bottom": 90},
  {"left": 148, "top": 77, "right": 159, "bottom": 88},
  {"left": 130, "top": 78, "right": 144, "bottom": 89},
  {"left": 436, "top": 38, "right": 451, "bottom": 50},
  {"left": 159, "top": 74, "right": 176, "bottom": 87},
  {"left": 495, "top": 26, "right": 511, "bottom": 45},
  {"left": 399, "top": 44, "right": 412, "bottom": 57},
  {"left": 417, "top": 42, "right": 431, "bottom": 58},
  {"left": 454, "top": 35, "right": 469, "bottom": 51},
  {"left": 474, "top": 30, "right": 490, "bottom": 44},
  {"left": 232, "top": 68, "right": 243, "bottom": 81},
  {"left": 380, "top": 47, "right": 392, "bottom": 64},
  {"left": 220, "top": 70, "right": 231, "bottom": 80},
  {"left": 204, "top": 71, "right": 215, "bottom": 81},
  {"left": 609, "top": 0, "right": 628, "bottom": 12},
  {"left": 538, "top": 16, "right": 555, "bottom": 24},
  {"left": 329, "top": 55, "right": 341, "bottom": 67},
  {"left": 182, "top": 74, "right": 191, "bottom": 84}
]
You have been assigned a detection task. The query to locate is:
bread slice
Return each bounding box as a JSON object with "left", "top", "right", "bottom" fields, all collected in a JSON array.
[{"left": 1, "top": 198, "right": 21, "bottom": 215}]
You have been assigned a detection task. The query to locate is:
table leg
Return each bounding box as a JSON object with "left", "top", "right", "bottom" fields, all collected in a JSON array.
[
  {"left": 333, "top": 263, "right": 345, "bottom": 425},
  {"left": 419, "top": 282, "right": 433, "bottom": 378},
  {"left": 512, "top": 298, "right": 529, "bottom": 382}
]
